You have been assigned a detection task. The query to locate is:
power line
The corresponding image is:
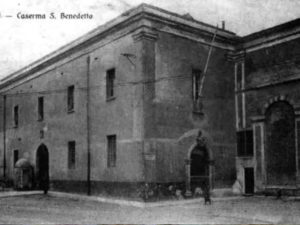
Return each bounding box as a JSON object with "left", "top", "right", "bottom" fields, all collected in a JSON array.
[{"left": 1, "top": 74, "right": 191, "bottom": 97}]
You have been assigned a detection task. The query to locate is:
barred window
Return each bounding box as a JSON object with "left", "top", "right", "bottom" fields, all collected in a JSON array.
[
  {"left": 106, "top": 69, "right": 115, "bottom": 99},
  {"left": 107, "top": 135, "right": 116, "bottom": 167},
  {"left": 237, "top": 130, "right": 253, "bottom": 156},
  {"left": 68, "top": 141, "right": 76, "bottom": 169}
]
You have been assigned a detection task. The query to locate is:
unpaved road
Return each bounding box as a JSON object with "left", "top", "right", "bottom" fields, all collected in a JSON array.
[{"left": 0, "top": 194, "right": 299, "bottom": 224}]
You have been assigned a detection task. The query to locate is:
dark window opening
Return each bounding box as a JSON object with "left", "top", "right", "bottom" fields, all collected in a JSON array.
[
  {"left": 68, "top": 141, "right": 76, "bottom": 169},
  {"left": 107, "top": 135, "right": 116, "bottom": 167},
  {"left": 13, "top": 105, "right": 19, "bottom": 127},
  {"left": 106, "top": 69, "right": 115, "bottom": 99},
  {"left": 13, "top": 150, "right": 19, "bottom": 167},
  {"left": 192, "top": 69, "right": 201, "bottom": 101},
  {"left": 38, "top": 97, "right": 44, "bottom": 121},
  {"left": 237, "top": 130, "right": 253, "bottom": 156},
  {"left": 67, "top": 85, "right": 74, "bottom": 112}
]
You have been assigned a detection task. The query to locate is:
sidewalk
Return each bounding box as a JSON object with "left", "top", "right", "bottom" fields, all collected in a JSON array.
[
  {"left": 0, "top": 190, "right": 42, "bottom": 198},
  {"left": 0, "top": 189, "right": 245, "bottom": 207}
]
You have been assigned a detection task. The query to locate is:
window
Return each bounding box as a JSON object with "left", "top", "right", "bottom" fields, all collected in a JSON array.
[
  {"left": 192, "top": 69, "right": 201, "bottom": 101},
  {"left": 107, "top": 135, "right": 116, "bottom": 167},
  {"left": 13, "top": 150, "right": 19, "bottom": 167},
  {"left": 67, "top": 85, "right": 74, "bottom": 112},
  {"left": 38, "top": 97, "right": 44, "bottom": 121},
  {"left": 68, "top": 141, "right": 76, "bottom": 169},
  {"left": 106, "top": 68, "right": 115, "bottom": 99},
  {"left": 13, "top": 105, "right": 19, "bottom": 127},
  {"left": 237, "top": 130, "right": 253, "bottom": 156}
]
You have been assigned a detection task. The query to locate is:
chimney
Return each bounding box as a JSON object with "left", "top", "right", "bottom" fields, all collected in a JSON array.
[{"left": 222, "top": 21, "right": 225, "bottom": 30}]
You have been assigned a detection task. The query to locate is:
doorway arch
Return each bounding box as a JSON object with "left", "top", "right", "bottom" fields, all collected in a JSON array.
[
  {"left": 265, "top": 101, "right": 296, "bottom": 185},
  {"left": 190, "top": 144, "right": 209, "bottom": 189},
  {"left": 36, "top": 144, "right": 49, "bottom": 190}
]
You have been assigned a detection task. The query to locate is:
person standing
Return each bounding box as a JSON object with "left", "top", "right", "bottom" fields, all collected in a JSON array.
[
  {"left": 195, "top": 131, "right": 211, "bottom": 205},
  {"left": 38, "top": 169, "right": 49, "bottom": 194}
]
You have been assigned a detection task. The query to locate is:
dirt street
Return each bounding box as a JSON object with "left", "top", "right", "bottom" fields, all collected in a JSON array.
[{"left": 0, "top": 194, "right": 299, "bottom": 224}]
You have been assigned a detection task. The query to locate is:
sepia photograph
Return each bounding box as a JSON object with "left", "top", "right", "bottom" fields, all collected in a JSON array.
[{"left": 0, "top": 0, "right": 299, "bottom": 224}]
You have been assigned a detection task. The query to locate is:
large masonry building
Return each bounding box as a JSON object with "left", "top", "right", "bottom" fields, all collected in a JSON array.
[{"left": 0, "top": 4, "right": 299, "bottom": 198}]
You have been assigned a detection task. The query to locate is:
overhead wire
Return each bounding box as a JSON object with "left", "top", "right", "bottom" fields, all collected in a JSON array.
[{"left": 1, "top": 74, "right": 191, "bottom": 97}]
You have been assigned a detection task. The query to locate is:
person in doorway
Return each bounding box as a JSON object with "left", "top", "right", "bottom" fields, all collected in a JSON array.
[
  {"left": 40, "top": 171, "right": 49, "bottom": 194},
  {"left": 195, "top": 130, "right": 211, "bottom": 205}
]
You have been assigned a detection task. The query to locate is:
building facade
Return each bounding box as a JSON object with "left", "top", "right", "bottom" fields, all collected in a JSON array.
[
  {"left": 234, "top": 19, "right": 300, "bottom": 195},
  {"left": 0, "top": 4, "right": 299, "bottom": 198}
]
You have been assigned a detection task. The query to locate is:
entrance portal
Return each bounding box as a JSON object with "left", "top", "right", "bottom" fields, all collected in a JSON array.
[
  {"left": 190, "top": 145, "right": 209, "bottom": 190},
  {"left": 244, "top": 167, "right": 254, "bottom": 194},
  {"left": 36, "top": 144, "right": 49, "bottom": 190},
  {"left": 265, "top": 101, "right": 296, "bottom": 186}
]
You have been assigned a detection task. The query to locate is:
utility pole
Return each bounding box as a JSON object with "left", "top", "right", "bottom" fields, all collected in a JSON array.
[
  {"left": 86, "top": 55, "right": 91, "bottom": 195},
  {"left": 198, "top": 26, "right": 218, "bottom": 98}
]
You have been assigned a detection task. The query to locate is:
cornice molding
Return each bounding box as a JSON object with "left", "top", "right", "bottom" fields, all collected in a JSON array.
[
  {"left": 226, "top": 51, "right": 246, "bottom": 62},
  {"left": 237, "top": 29, "right": 300, "bottom": 54},
  {"left": 132, "top": 27, "right": 159, "bottom": 42}
]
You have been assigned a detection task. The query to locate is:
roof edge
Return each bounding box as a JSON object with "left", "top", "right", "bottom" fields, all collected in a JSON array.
[
  {"left": 242, "top": 18, "right": 300, "bottom": 42},
  {"left": 0, "top": 3, "right": 237, "bottom": 87}
]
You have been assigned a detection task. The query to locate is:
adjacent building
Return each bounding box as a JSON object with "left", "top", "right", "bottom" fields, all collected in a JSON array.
[
  {"left": 235, "top": 19, "right": 300, "bottom": 195},
  {"left": 0, "top": 4, "right": 299, "bottom": 198}
]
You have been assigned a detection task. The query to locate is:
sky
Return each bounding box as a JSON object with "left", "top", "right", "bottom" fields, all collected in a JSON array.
[{"left": 0, "top": 0, "right": 299, "bottom": 79}]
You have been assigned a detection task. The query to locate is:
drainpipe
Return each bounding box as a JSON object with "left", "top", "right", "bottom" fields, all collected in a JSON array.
[
  {"left": 3, "top": 95, "right": 6, "bottom": 178},
  {"left": 86, "top": 56, "right": 91, "bottom": 195},
  {"left": 3, "top": 95, "right": 6, "bottom": 179}
]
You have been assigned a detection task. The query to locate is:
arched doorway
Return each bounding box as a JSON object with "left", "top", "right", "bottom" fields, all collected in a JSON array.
[
  {"left": 190, "top": 144, "right": 210, "bottom": 191},
  {"left": 265, "top": 101, "right": 296, "bottom": 186},
  {"left": 36, "top": 144, "right": 49, "bottom": 190}
]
